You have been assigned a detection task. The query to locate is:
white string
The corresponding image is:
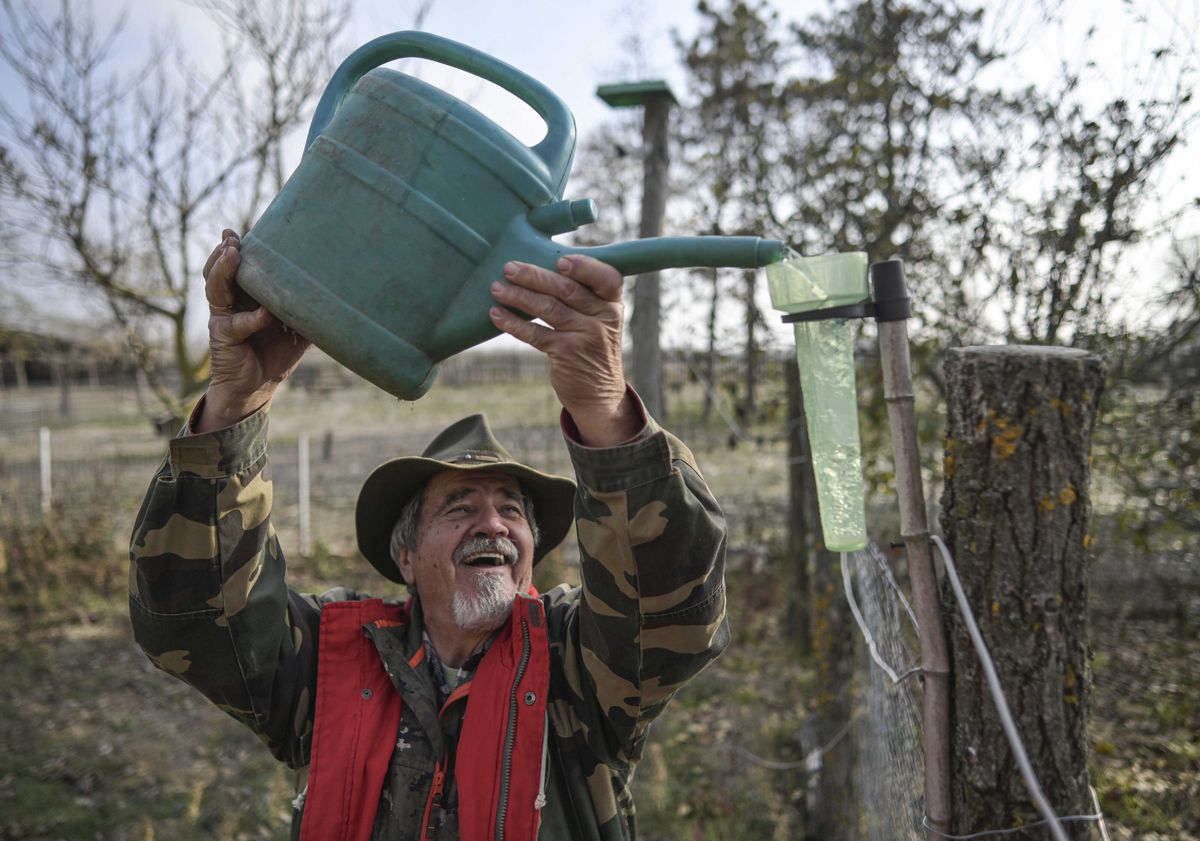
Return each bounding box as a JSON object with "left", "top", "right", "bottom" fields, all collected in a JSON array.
[
  {"left": 932, "top": 535, "right": 1074, "bottom": 841},
  {"left": 842, "top": 553, "right": 921, "bottom": 684},
  {"left": 875, "top": 544, "right": 920, "bottom": 631},
  {"left": 732, "top": 708, "right": 860, "bottom": 772},
  {"left": 921, "top": 809, "right": 1103, "bottom": 840},
  {"left": 1091, "top": 786, "right": 1112, "bottom": 841}
]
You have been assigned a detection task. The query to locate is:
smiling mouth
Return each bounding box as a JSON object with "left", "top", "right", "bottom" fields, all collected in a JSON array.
[
  {"left": 462, "top": 553, "right": 510, "bottom": 568},
  {"left": 454, "top": 536, "right": 519, "bottom": 569}
]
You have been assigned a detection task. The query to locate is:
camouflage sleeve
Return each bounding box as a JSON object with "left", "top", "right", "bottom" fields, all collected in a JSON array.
[
  {"left": 128, "top": 407, "right": 321, "bottom": 769},
  {"left": 561, "top": 409, "right": 730, "bottom": 770}
]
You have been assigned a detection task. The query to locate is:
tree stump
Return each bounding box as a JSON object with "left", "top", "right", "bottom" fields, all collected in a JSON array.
[{"left": 940, "top": 345, "right": 1104, "bottom": 838}]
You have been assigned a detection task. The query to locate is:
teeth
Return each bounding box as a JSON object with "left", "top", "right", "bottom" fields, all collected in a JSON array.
[{"left": 465, "top": 555, "right": 505, "bottom": 567}]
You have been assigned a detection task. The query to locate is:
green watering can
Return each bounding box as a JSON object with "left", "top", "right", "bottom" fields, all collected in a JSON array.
[{"left": 237, "top": 31, "right": 786, "bottom": 399}]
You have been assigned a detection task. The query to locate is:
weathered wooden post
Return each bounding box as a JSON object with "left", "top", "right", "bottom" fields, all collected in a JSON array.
[
  {"left": 940, "top": 345, "right": 1103, "bottom": 839},
  {"left": 596, "top": 80, "right": 677, "bottom": 421}
]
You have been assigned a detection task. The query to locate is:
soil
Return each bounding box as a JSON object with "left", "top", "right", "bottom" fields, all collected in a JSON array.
[{"left": 0, "top": 602, "right": 294, "bottom": 841}]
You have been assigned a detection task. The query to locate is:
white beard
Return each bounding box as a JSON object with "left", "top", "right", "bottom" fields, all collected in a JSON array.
[{"left": 452, "top": 572, "right": 516, "bottom": 632}]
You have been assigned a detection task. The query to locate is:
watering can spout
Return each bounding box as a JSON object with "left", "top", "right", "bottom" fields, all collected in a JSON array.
[
  {"left": 570, "top": 236, "right": 787, "bottom": 276},
  {"left": 522, "top": 199, "right": 788, "bottom": 272}
]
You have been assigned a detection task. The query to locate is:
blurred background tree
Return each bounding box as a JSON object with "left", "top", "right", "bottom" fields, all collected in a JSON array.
[{"left": 0, "top": 0, "right": 351, "bottom": 421}]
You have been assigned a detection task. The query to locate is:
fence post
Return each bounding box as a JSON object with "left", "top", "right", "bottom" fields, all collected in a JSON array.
[
  {"left": 298, "top": 434, "right": 312, "bottom": 557},
  {"left": 940, "top": 346, "right": 1103, "bottom": 839},
  {"left": 39, "top": 426, "right": 52, "bottom": 517}
]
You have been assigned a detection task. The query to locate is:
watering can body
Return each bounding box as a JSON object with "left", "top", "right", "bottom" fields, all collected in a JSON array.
[{"left": 238, "top": 32, "right": 784, "bottom": 399}]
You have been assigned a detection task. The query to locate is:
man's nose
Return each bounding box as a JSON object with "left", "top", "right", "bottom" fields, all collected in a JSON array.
[{"left": 472, "top": 504, "right": 510, "bottom": 537}]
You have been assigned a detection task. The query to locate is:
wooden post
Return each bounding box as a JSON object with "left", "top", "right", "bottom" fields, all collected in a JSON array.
[
  {"left": 877, "top": 306, "right": 952, "bottom": 838},
  {"left": 298, "top": 435, "right": 312, "bottom": 557},
  {"left": 940, "top": 346, "right": 1103, "bottom": 839},
  {"left": 597, "top": 81, "right": 677, "bottom": 421},
  {"left": 629, "top": 91, "right": 672, "bottom": 420},
  {"left": 39, "top": 426, "right": 52, "bottom": 517},
  {"left": 809, "top": 545, "right": 856, "bottom": 840}
]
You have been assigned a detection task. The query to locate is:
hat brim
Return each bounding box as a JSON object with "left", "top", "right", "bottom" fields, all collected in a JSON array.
[{"left": 355, "top": 456, "right": 577, "bottom": 583}]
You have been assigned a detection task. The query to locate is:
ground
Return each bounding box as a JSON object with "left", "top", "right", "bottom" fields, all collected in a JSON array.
[{"left": 0, "top": 569, "right": 1195, "bottom": 840}]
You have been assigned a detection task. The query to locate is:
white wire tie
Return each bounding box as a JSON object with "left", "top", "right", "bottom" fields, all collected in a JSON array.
[{"left": 921, "top": 809, "right": 1103, "bottom": 840}]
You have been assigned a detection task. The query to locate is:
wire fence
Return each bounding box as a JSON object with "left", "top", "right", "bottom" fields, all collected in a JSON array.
[
  {"left": 0, "top": 420, "right": 581, "bottom": 563},
  {"left": 0, "top": 347, "right": 800, "bottom": 568},
  {"left": 2, "top": 382, "right": 1193, "bottom": 620}
]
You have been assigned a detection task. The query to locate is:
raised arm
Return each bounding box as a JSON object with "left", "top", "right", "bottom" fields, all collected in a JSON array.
[
  {"left": 129, "top": 231, "right": 320, "bottom": 768},
  {"left": 491, "top": 256, "right": 729, "bottom": 766}
]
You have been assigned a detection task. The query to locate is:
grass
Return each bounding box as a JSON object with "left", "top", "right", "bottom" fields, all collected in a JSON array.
[
  {"left": 0, "top": 596, "right": 295, "bottom": 840},
  {"left": 1090, "top": 616, "right": 1200, "bottom": 841}
]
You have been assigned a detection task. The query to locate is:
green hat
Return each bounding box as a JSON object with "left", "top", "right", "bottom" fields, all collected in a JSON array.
[{"left": 356, "top": 414, "right": 577, "bottom": 583}]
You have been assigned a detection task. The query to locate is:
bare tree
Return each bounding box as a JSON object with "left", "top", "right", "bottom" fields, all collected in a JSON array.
[
  {"left": 0, "top": 0, "right": 349, "bottom": 418},
  {"left": 981, "top": 90, "right": 1193, "bottom": 346},
  {"left": 676, "top": 0, "right": 793, "bottom": 418}
]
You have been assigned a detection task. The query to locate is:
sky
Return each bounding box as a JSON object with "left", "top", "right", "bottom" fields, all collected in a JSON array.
[
  {"left": 3, "top": 0, "right": 1198, "bottom": 352},
  {"left": 84, "top": 0, "right": 759, "bottom": 147}
]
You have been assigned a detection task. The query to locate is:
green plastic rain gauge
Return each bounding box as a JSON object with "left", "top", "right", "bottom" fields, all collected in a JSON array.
[{"left": 767, "top": 253, "right": 871, "bottom": 552}]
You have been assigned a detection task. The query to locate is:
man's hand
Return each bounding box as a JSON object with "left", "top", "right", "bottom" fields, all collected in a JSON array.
[
  {"left": 197, "top": 229, "right": 310, "bottom": 433},
  {"left": 489, "top": 256, "right": 640, "bottom": 447}
]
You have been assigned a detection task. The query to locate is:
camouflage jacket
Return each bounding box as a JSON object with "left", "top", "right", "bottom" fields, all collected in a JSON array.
[{"left": 128, "top": 406, "right": 729, "bottom": 840}]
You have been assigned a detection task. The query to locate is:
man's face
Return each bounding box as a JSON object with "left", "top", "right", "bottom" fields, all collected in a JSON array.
[{"left": 395, "top": 470, "right": 536, "bottom": 635}]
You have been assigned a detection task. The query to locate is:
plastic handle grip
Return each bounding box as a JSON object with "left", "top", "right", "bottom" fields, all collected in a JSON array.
[{"left": 305, "top": 31, "right": 576, "bottom": 183}]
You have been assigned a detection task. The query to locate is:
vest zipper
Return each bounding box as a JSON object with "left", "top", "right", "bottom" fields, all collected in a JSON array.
[
  {"left": 419, "top": 678, "right": 473, "bottom": 841},
  {"left": 420, "top": 759, "right": 447, "bottom": 840},
  {"left": 494, "top": 615, "right": 532, "bottom": 841}
]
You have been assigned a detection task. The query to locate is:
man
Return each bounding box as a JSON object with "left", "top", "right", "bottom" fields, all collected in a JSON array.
[{"left": 129, "top": 230, "right": 729, "bottom": 840}]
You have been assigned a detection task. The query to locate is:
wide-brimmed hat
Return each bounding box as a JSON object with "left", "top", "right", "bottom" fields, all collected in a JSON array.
[{"left": 356, "top": 414, "right": 577, "bottom": 583}]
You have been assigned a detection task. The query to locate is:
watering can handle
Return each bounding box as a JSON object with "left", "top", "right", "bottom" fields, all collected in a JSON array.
[{"left": 306, "top": 31, "right": 575, "bottom": 187}]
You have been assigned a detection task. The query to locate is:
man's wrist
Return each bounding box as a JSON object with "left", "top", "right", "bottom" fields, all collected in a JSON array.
[
  {"left": 192, "top": 389, "right": 271, "bottom": 434},
  {"left": 562, "top": 387, "right": 647, "bottom": 448}
]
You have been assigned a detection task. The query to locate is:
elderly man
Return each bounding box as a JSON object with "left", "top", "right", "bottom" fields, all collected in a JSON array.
[{"left": 129, "top": 231, "right": 729, "bottom": 840}]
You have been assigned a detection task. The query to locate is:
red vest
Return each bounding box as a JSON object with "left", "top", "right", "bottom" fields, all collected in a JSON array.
[{"left": 300, "top": 596, "right": 550, "bottom": 841}]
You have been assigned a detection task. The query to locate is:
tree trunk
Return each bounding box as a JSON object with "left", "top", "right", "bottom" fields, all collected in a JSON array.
[
  {"left": 940, "top": 345, "right": 1103, "bottom": 839},
  {"left": 742, "top": 269, "right": 759, "bottom": 416},
  {"left": 703, "top": 268, "right": 719, "bottom": 421},
  {"left": 784, "top": 358, "right": 812, "bottom": 652},
  {"left": 809, "top": 543, "right": 856, "bottom": 841},
  {"left": 803, "top": 371, "right": 855, "bottom": 841},
  {"left": 629, "top": 93, "right": 672, "bottom": 420}
]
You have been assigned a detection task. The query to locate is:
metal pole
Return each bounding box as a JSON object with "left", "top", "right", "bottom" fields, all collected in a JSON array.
[
  {"left": 39, "top": 426, "right": 52, "bottom": 517},
  {"left": 298, "top": 434, "right": 311, "bottom": 556},
  {"left": 871, "top": 261, "right": 952, "bottom": 837}
]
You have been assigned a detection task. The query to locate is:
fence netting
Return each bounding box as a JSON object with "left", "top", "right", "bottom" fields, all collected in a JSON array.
[{"left": 846, "top": 542, "right": 926, "bottom": 841}]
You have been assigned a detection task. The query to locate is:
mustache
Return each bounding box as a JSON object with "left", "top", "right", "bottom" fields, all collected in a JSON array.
[{"left": 453, "top": 535, "right": 518, "bottom": 565}]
